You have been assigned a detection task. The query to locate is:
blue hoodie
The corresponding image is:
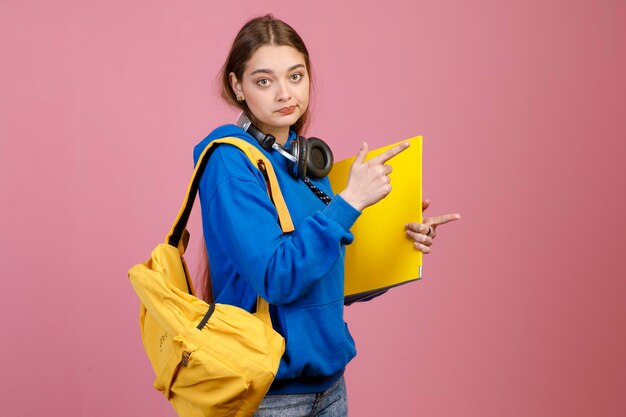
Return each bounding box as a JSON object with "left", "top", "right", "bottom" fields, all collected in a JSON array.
[{"left": 193, "top": 124, "right": 361, "bottom": 394}]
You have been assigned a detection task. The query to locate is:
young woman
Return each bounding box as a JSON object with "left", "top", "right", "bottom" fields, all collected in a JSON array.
[{"left": 193, "top": 15, "right": 460, "bottom": 417}]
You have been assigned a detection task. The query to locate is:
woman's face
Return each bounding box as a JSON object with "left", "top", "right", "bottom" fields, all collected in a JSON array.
[{"left": 230, "top": 44, "right": 310, "bottom": 142}]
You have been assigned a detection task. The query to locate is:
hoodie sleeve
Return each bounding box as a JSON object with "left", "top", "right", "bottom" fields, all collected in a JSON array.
[{"left": 197, "top": 144, "right": 360, "bottom": 305}]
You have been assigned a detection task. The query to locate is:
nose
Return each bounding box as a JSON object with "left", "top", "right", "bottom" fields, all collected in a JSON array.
[{"left": 276, "top": 81, "right": 291, "bottom": 102}]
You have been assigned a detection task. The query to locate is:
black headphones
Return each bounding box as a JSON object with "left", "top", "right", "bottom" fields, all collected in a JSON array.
[{"left": 236, "top": 113, "right": 333, "bottom": 180}]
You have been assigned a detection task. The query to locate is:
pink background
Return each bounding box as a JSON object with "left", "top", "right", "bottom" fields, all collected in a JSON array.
[{"left": 1, "top": 1, "right": 625, "bottom": 416}]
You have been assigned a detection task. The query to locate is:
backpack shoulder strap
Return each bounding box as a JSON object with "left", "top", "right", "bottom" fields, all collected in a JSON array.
[
  {"left": 166, "top": 137, "right": 295, "bottom": 252},
  {"left": 164, "top": 137, "right": 296, "bottom": 315}
]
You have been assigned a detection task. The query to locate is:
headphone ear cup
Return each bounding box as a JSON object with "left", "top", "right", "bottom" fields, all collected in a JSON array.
[
  {"left": 305, "top": 137, "right": 334, "bottom": 179},
  {"left": 291, "top": 137, "right": 308, "bottom": 179}
]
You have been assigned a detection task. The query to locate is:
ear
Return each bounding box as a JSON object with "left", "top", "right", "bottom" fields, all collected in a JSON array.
[{"left": 229, "top": 72, "right": 243, "bottom": 96}]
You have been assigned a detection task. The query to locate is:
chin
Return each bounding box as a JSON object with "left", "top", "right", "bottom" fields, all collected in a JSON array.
[
  {"left": 283, "top": 112, "right": 303, "bottom": 127},
  {"left": 268, "top": 118, "right": 294, "bottom": 130}
]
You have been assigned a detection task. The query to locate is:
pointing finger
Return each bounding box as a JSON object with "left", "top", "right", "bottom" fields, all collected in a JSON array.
[
  {"left": 426, "top": 213, "right": 461, "bottom": 227},
  {"left": 369, "top": 142, "right": 410, "bottom": 165}
]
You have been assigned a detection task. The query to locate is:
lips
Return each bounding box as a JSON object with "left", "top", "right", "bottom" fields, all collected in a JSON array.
[{"left": 277, "top": 105, "right": 296, "bottom": 115}]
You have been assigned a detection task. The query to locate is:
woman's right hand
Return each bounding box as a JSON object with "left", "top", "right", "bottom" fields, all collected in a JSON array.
[{"left": 339, "top": 141, "right": 410, "bottom": 211}]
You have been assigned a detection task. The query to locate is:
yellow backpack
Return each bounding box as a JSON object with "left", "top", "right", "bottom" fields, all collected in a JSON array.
[{"left": 128, "top": 138, "right": 293, "bottom": 416}]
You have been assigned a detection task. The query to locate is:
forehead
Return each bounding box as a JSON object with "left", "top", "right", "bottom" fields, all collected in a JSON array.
[{"left": 244, "top": 45, "right": 306, "bottom": 74}]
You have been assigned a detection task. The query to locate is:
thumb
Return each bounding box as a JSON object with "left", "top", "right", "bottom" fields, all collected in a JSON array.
[{"left": 353, "top": 142, "right": 368, "bottom": 165}]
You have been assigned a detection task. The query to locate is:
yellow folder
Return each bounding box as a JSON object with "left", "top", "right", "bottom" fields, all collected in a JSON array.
[{"left": 328, "top": 137, "right": 423, "bottom": 304}]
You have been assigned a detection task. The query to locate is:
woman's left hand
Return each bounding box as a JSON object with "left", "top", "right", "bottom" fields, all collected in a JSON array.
[{"left": 405, "top": 199, "right": 461, "bottom": 254}]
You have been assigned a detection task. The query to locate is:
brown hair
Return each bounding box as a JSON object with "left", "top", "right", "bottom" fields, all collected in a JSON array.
[{"left": 220, "top": 14, "right": 313, "bottom": 135}]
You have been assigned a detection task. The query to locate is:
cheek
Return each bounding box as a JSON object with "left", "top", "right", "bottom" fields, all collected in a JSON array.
[
  {"left": 245, "top": 93, "right": 269, "bottom": 114},
  {"left": 300, "top": 97, "right": 309, "bottom": 113},
  {"left": 297, "top": 86, "right": 310, "bottom": 106}
]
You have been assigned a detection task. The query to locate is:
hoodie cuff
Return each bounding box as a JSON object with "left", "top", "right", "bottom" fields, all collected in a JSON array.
[{"left": 322, "top": 194, "right": 361, "bottom": 232}]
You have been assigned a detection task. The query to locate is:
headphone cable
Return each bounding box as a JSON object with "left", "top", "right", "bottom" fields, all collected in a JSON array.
[{"left": 302, "top": 177, "right": 332, "bottom": 205}]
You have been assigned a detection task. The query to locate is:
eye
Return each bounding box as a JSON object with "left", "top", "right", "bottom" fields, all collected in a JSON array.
[
  {"left": 256, "top": 78, "right": 270, "bottom": 87},
  {"left": 290, "top": 73, "right": 303, "bottom": 82}
]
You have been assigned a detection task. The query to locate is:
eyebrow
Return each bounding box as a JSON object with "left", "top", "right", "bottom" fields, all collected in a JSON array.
[{"left": 249, "top": 64, "right": 306, "bottom": 76}]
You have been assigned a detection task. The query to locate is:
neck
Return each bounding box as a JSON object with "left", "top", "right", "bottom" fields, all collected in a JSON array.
[{"left": 257, "top": 123, "right": 290, "bottom": 145}]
